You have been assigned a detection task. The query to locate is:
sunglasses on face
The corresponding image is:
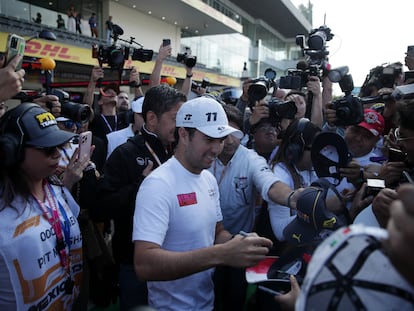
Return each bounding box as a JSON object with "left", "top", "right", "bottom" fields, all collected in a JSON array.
[{"left": 62, "top": 120, "right": 81, "bottom": 130}]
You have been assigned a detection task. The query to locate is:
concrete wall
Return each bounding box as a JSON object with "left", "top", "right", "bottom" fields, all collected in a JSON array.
[{"left": 109, "top": 2, "right": 181, "bottom": 55}]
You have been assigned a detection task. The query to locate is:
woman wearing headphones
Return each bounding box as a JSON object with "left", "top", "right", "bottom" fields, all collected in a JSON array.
[
  {"left": 267, "top": 118, "right": 321, "bottom": 242},
  {"left": 0, "top": 103, "right": 89, "bottom": 310}
]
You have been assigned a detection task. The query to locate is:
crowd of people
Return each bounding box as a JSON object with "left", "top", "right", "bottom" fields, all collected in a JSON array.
[{"left": 0, "top": 37, "right": 414, "bottom": 311}]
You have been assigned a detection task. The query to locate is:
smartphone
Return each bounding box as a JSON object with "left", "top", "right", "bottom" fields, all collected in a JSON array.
[
  {"left": 5, "top": 34, "right": 25, "bottom": 70},
  {"left": 78, "top": 131, "right": 92, "bottom": 160},
  {"left": 388, "top": 147, "right": 406, "bottom": 162},
  {"left": 404, "top": 70, "right": 414, "bottom": 82},
  {"left": 365, "top": 178, "right": 386, "bottom": 197},
  {"left": 162, "top": 39, "right": 171, "bottom": 47},
  {"left": 407, "top": 45, "right": 414, "bottom": 57}
]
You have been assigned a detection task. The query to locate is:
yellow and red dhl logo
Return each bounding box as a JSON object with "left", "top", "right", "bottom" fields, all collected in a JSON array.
[
  {"left": 35, "top": 112, "right": 57, "bottom": 128},
  {"left": 25, "top": 41, "right": 82, "bottom": 62}
]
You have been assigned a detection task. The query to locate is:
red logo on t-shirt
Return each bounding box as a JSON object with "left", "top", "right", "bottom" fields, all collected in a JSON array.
[{"left": 177, "top": 192, "right": 197, "bottom": 207}]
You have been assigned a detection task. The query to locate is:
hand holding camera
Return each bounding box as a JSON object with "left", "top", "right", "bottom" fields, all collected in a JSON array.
[
  {"left": 33, "top": 94, "right": 61, "bottom": 115},
  {"left": 176, "top": 47, "right": 197, "bottom": 68}
]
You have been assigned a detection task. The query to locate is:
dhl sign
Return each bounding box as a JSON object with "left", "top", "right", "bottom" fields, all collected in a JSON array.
[{"left": 0, "top": 32, "right": 240, "bottom": 87}]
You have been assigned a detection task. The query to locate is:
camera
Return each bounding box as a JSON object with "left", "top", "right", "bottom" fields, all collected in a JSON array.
[
  {"left": 295, "top": 25, "right": 333, "bottom": 73},
  {"left": 296, "top": 25, "right": 333, "bottom": 66},
  {"left": 279, "top": 64, "right": 321, "bottom": 90},
  {"left": 191, "top": 78, "right": 210, "bottom": 92},
  {"left": 49, "top": 89, "right": 91, "bottom": 123},
  {"left": 247, "top": 68, "right": 277, "bottom": 102},
  {"left": 330, "top": 95, "right": 364, "bottom": 126},
  {"left": 92, "top": 24, "right": 153, "bottom": 70},
  {"left": 131, "top": 48, "right": 153, "bottom": 62},
  {"left": 177, "top": 47, "right": 197, "bottom": 68},
  {"left": 92, "top": 44, "right": 126, "bottom": 69},
  {"left": 359, "top": 63, "right": 403, "bottom": 97},
  {"left": 267, "top": 98, "right": 297, "bottom": 125}
]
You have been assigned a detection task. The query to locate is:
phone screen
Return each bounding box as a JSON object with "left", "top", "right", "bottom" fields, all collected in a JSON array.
[
  {"left": 407, "top": 45, "right": 414, "bottom": 57},
  {"left": 5, "top": 34, "right": 25, "bottom": 70},
  {"left": 163, "top": 39, "right": 171, "bottom": 47}
]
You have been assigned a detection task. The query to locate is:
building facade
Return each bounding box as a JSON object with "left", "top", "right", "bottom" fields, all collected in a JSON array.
[{"left": 0, "top": 0, "right": 311, "bottom": 96}]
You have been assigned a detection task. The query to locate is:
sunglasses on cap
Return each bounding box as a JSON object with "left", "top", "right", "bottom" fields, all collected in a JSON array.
[
  {"left": 32, "top": 143, "right": 66, "bottom": 156},
  {"left": 99, "top": 88, "right": 118, "bottom": 97}
]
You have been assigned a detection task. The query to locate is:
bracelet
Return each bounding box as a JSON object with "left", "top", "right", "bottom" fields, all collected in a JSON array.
[
  {"left": 186, "top": 73, "right": 193, "bottom": 78},
  {"left": 130, "top": 82, "right": 142, "bottom": 88},
  {"left": 286, "top": 190, "right": 295, "bottom": 208},
  {"left": 354, "top": 169, "right": 365, "bottom": 187}
]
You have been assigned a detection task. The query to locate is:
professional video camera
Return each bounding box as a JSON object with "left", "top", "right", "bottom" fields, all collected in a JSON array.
[
  {"left": 92, "top": 24, "right": 153, "bottom": 70},
  {"left": 49, "top": 89, "right": 91, "bottom": 123},
  {"left": 359, "top": 63, "right": 403, "bottom": 97},
  {"left": 191, "top": 78, "right": 210, "bottom": 92},
  {"left": 279, "top": 63, "right": 322, "bottom": 90},
  {"left": 279, "top": 25, "right": 333, "bottom": 91},
  {"left": 247, "top": 68, "right": 277, "bottom": 103},
  {"left": 267, "top": 98, "right": 297, "bottom": 126},
  {"left": 177, "top": 47, "right": 197, "bottom": 68},
  {"left": 296, "top": 25, "right": 333, "bottom": 68}
]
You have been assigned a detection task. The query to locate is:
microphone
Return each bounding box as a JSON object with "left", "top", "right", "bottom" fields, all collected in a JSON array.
[
  {"left": 22, "top": 57, "right": 56, "bottom": 70},
  {"left": 296, "top": 60, "right": 309, "bottom": 71}
]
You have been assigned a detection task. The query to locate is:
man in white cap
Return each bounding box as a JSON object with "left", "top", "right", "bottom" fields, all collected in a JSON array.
[
  {"left": 132, "top": 97, "right": 273, "bottom": 311},
  {"left": 106, "top": 96, "right": 144, "bottom": 158}
]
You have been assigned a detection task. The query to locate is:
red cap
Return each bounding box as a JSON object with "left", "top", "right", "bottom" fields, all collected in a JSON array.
[{"left": 358, "top": 109, "right": 384, "bottom": 137}]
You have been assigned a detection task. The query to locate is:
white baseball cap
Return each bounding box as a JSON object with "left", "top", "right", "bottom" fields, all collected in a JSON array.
[
  {"left": 176, "top": 97, "right": 243, "bottom": 139},
  {"left": 131, "top": 96, "right": 144, "bottom": 113}
]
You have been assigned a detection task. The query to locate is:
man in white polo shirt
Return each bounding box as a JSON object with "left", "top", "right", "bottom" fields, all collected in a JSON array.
[{"left": 106, "top": 96, "right": 144, "bottom": 158}]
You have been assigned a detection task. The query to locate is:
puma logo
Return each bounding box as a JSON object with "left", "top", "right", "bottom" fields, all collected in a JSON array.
[{"left": 292, "top": 233, "right": 302, "bottom": 243}]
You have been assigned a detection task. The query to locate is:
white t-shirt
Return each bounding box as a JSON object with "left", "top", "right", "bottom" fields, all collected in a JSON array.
[
  {"left": 267, "top": 162, "right": 318, "bottom": 241},
  {"left": 133, "top": 156, "right": 222, "bottom": 311},
  {"left": 0, "top": 185, "right": 82, "bottom": 310},
  {"left": 106, "top": 124, "right": 135, "bottom": 158},
  {"left": 208, "top": 145, "right": 279, "bottom": 234}
]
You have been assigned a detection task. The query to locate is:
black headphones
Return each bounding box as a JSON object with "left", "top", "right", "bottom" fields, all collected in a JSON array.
[
  {"left": 284, "top": 118, "right": 310, "bottom": 164},
  {"left": 0, "top": 103, "right": 40, "bottom": 167}
]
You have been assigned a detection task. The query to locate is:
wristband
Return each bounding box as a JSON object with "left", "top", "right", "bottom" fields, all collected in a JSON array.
[
  {"left": 186, "top": 73, "right": 193, "bottom": 78},
  {"left": 286, "top": 191, "right": 295, "bottom": 208},
  {"left": 130, "top": 82, "right": 142, "bottom": 88}
]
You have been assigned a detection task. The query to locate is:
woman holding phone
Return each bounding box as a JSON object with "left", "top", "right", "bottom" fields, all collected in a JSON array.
[{"left": 0, "top": 103, "right": 85, "bottom": 310}]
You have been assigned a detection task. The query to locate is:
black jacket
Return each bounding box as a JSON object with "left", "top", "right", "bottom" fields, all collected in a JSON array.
[{"left": 98, "top": 127, "right": 173, "bottom": 264}]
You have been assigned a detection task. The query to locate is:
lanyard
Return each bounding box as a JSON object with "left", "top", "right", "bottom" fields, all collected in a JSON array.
[
  {"left": 145, "top": 141, "right": 164, "bottom": 167},
  {"left": 33, "top": 181, "right": 71, "bottom": 275},
  {"left": 101, "top": 114, "right": 117, "bottom": 132}
]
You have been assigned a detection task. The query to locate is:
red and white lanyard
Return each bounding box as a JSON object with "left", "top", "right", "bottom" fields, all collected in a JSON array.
[{"left": 32, "top": 180, "right": 70, "bottom": 274}]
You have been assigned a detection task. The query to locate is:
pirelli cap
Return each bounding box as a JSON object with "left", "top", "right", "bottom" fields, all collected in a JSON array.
[{"left": 176, "top": 97, "right": 243, "bottom": 139}]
